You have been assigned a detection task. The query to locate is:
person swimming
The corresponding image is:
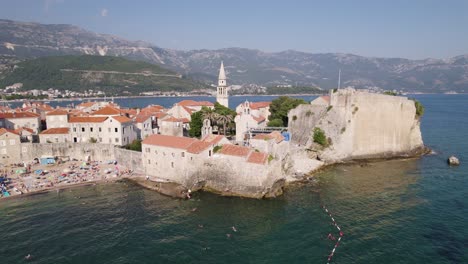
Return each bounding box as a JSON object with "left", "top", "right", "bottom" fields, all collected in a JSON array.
[
  {"left": 231, "top": 226, "right": 237, "bottom": 232},
  {"left": 25, "top": 254, "right": 32, "bottom": 260}
]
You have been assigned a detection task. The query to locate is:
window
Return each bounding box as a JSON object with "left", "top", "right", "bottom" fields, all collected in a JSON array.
[
  {"left": 171, "top": 162, "right": 174, "bottom": 168},
  {"left": 145, "top": 148, "right": 150, "bottom": 153},
  {"left": 99, "top": 138, "right": 102, "bottom": 142},
  {"left": 115, "top": 138, "right": 119, "bottom": 143},
  {"left": 73, "top": 127, "right": 76, "bottom": 132},
  {"left": 82, "top": 127, "right": 85, "bottom": 132},
  {"left": 99, "top": 127, "right": 102, "bottom": 132},
  {"left": 155, "top": 150, "right": 158, "bottom": 154},
  {"left": 90, "top": 127, "right": 93, "bottom": 132},
  {"left": 148, "top": 159, "right": 151, "bottom": 164},
  {"left": 209, "top": 150, "right": 212, "bottom": 157},
  {"left": 9, "top": 139, "right": 15, "bottom": 145},
  {"left": 108, "top": 128, "right": 111, "bottom": 132},
  {"left": 55, "top": 138, "right": 59, "bottom": 143},
  {"left": 181, "top": 152, "right": 185, "bottom": 157},
  {"left": 0, "top": 140, "right": 5, "bottom": 146},
  {"left": 115, "top": 128, "right": 118, "bottom": 132},
  {"left": 172, "top": 153, "right": 175, "bottom": 157}
]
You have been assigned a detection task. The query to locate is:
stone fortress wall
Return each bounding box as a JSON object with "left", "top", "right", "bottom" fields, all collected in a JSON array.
[
  {"left": 15, "top": 143, "right": 143, "bottom": 173},
  {"left": 288, "top": 88, "right": 424, "bottom": 162}
]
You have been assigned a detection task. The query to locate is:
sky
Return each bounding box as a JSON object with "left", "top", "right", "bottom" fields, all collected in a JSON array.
[{"left": 1, "top": 0, "right": 468, "bottom": 59}]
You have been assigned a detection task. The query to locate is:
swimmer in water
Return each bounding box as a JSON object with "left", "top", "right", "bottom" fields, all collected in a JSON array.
[
  {"left": 231, "top": 226, "right": 237, "bottom": 232},
  {"left": 25, "top": 254, "right": 32, "bottom": 260}
]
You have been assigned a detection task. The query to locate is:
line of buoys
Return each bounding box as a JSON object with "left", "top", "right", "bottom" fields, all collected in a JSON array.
[{"left": 322, "top": 205, "right": 344, "bottom": 264}]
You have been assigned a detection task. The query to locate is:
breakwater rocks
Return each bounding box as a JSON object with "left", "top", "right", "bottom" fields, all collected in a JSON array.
[
  {"left": 448, "top": 156, "right": 460, "bottom": 166},
  {"left": 128, "top": 178, "right": 189, "bottom": 199},
  {"left": 130, "top": 177, "right": 286, "bottom": 199}
]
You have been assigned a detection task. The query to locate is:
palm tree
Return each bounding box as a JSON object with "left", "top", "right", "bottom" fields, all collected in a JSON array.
[
  {"left": 216, "top": 114, "right": 233, "bottom": 135},
  {"left": 202, "top": 110, "right": 219, "bottom": 124}
]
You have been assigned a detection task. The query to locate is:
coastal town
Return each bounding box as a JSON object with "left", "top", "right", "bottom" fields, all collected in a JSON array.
[
  {"left": 0, "top": 62, "right": 285, "bottom": 198},
  {"left": 0, "top": 61, "right": 426, "bottom": 199}
]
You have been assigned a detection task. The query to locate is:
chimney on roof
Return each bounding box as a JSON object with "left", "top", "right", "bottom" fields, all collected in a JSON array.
[{"left": 137, "top": 108, "right": 141, "bottom": 114}]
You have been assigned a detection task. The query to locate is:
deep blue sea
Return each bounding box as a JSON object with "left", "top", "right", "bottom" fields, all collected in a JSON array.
[{"left": 0, "top": 94, "right": 467, "bottom": 264}]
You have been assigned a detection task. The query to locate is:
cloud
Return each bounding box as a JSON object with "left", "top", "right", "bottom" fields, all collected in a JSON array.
[
  {"left": 100, "top": 8, "right": 108, "bottom": 17},
  {"left": 43, "top": 0, "right": 64, "bottom": 12}
]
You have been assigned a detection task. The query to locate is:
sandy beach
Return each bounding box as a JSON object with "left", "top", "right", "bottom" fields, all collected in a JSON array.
[{"left": 1, "top": 159, "right": 138, "bottom": 199}]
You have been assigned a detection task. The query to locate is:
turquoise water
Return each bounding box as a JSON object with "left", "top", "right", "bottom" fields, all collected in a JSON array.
[{"left": 0, "top": 94, "right": 467, "bottom": 263}]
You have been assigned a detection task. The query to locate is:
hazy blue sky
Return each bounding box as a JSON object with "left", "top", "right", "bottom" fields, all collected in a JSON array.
[{"left": 1, "top": 0, "right": 467, "bottom": 59}]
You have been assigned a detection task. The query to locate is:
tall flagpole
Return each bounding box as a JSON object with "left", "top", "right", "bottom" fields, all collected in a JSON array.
[{"left": 338, "top": 69, "right": 341, "bottom": 90}]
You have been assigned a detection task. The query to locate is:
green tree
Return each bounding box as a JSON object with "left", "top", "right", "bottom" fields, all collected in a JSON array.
[
  {"left": 413, "top": 99, "right": 424, "bottom": 118},
  {"left": 313, "top": 127, "right": 327, "bottom": 146},
  {"left": 216, "top": 114, "right": 234, "bottom": 135},
  {"left": 268, "top": 96, "right": 307, "bottom": 127},
  {"left": 189, "top": 111, "right": 203, "bottom": 137},
  {"left": 124, "top": 140, "right": 142, "bottom": 152},
  {"left": 267, "top": 119, "right": 284, "bottom": 127}
]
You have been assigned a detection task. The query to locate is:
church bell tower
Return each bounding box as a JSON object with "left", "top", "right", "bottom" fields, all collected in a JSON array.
[{"left": 216, "top": 61, "right": 229, "bottom": 108}]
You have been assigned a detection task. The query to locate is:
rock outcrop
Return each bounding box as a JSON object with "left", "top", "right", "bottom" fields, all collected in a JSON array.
[
  {"left": 448, "top": 156, "right": 460, "bottom": 166},
  {"left": 288, "top": 88, "right": 425, "bottom": 163}
]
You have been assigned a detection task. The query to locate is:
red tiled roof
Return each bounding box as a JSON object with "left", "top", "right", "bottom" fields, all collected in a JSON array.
[
  {"left": 240, "top": 101, "right": 271, "bottom": 110},
  {"left": 0, "top": 128, "right": 19, "bottom": 136},
  {"left": 186, "top": 141, "right": 211, "bottom": 154},
  {"left": 247, "top": 152, "right": 268, "bottom": 164},
  {"left": 154, "top": 112, "right": 167, "bottom": 118},
  {"left": 77, "top": 102, "right": 97, "bottom": 108},
  {"left": 178, "top": 100, "right": 214, "bottom": 107},
  {"left": 269, "top": 131, "right": 285, "bottom": 143},
  {"left": 252, "top": 134, "right": 271, "bottom": 140},
  {"left": 14, "top": 127, "right": 34, "bottom": 134},
  {"left": 40, "top": 127, "right": 69, "bottom": 135},
  {"left": 68, "top": 116, "right": 108, "bottom": 123},
  {"left": 0, "top": 112, "right": 40, "bottom": 118},
  {"left": 141, "top": 105, "right": 165, "bottom": 115},
  {"left": 202, "top": 135, "right": 226, "bottom": 145},
  {"left": 252, "top": 115, "right": 266, "bottom": 123},
  {"left": 320, "top": 95, "right": 330, "bottom": 103},
  {"left": 182, "top": 105, "right": 195, "bottom": 115},
  {"left": 218, "top": 144, "right": 251, "bottom": 157},
  {"left": 112, "top": 116, "right": 133, "bottom": 123},
  {"left": 46, "top": 109, "right": 69, "bottom": 116},
  {"left": 142, "top": 134, "right": 197, "bottom": 149},
  {"left": 35, "top": 104, "right": 54, "bottom": 111},
  {"left": 162, "top": 116, "right": 180, "bottom": 122},
  {"left": 92, "top": 106, "right": 122, "bottom": 116},
  {"left": 135, "top": 113, "right": 151, "bottom": 123},
  {"left": 252, "top": 131, "right": 284, "bottom": 143}
]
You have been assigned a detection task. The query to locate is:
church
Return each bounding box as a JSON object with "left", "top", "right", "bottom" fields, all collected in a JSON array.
[{"left": 216, "top": 61, "right": 229, "bottom": 108}]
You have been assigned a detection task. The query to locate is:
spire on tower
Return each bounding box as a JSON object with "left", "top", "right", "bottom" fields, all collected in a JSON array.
[{"left": 218, "top": 61, "right": 226, "bottom": 81}]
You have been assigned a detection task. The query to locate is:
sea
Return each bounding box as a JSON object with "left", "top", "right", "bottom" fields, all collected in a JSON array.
[{"left": 0, "top": 94, "right": 467, "bottom": 264}]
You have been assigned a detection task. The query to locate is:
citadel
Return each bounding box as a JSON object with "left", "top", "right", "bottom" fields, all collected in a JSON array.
[{"left": 0, "top": 62, "right": 425, "bottom": 198}]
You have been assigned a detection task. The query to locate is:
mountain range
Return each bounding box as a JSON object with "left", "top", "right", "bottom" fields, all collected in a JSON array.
[{"left": 1, "top": 19, "right": 467, "bottom": 93}]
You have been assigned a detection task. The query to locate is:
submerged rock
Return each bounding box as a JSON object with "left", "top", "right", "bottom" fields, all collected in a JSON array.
[{"left": 448, "top": 156, "right": 460, "bottom": 166}]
